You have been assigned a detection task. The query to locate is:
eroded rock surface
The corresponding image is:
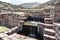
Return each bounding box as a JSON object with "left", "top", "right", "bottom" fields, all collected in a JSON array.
[{"left": 0, "top": 33, "right": 37, "bottom": 40}]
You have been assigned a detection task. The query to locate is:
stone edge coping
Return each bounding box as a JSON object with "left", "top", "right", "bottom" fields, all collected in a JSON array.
[
  {"left": 53, "top": 23, "right": 60, "bottom": 26},
  {"left": 3, "top": 27, "right": 19, "bottom": 34}
]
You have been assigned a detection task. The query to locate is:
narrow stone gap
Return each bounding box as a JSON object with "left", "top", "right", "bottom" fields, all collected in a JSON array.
[{"left": 17, "top": 25, "right": 43, "bottom": 40}]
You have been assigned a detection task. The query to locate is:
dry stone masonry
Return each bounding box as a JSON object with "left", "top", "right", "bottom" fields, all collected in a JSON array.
[
  {"left": 0, "top": 33, "right": 37, "bottom": 40},
  {"left": 54, "top": 0, "right": 60, "bottom": 40},
  {"left": 0, "top": 0, "right": 60, "bottom": 40}
]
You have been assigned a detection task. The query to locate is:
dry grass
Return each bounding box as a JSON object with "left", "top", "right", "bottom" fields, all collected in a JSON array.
[{"left": 0, "top": 26, "right": 9, "bottom": 33}]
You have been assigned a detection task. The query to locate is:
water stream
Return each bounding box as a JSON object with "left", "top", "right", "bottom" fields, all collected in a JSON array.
[{"left": 17, "top": 25, "right": 43, "bottom": 40}]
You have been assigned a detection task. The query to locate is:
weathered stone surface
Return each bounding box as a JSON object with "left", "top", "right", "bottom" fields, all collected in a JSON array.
[
  {"left": 44, "top": 18, "right": 53, "bottom": 24},
  {"left": 54, "top": 23, "right": 60, "bottom": 40},
  {"left": 44, "top": 25, "right": 53, "bottom": 29},
  {"left": 45, "top": 31, "right": 55, "bottom": 36},
  {"left": 54, "top": 0, "right": 60, "bottom": 23},
  {"left": 0, "top": 13, "right": 26, "bottom": 28},
  {"left": 0, "top": 33, "right": 37, "bottom": 40},
  {"left": 44, "top": 36, "right": 55, "bottom": 40}
]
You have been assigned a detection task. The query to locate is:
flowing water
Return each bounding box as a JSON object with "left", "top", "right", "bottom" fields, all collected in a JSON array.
[{"left": 17, "top": 25, "right": 43, "bottom": 40}]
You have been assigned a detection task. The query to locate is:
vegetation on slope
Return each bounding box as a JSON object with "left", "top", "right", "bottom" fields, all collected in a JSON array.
[
  {"left": 33, "top": 0, "right": 55, "bottom": 9},
  {"left": 0, "top": 0, "right": 57, "bottom": 11},
  {"left": 0, "top": 26, "right": 9, "bottom": 33},
  {"left": 0, "top": 1, "right": 24, "bottom": 11}
]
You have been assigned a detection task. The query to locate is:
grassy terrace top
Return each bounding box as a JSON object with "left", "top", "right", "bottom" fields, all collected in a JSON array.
[
  {"left": 24, "top": 21, "right": 53, "bottom": 26},
  {"left": 0, "top": 12, "right": 28, "bottom": 15},
  {"left": 0, "top": 26, "right": 9, "bottom": 33}
]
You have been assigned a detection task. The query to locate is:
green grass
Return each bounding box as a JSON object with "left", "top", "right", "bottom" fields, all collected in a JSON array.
[{"left": 0, "top": 26, "right": 9, "bottom": 33}]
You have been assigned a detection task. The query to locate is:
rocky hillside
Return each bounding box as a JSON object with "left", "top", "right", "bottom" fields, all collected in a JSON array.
[
  {"left": 19, "top": 0, "right": 55, "bottom": 9},
  {"left": 0, "top": 0, "right": 57, "bottom": 12},
  {"left": 19, "top": 2, "right": 40, "bottom": 8},
  {"left": 0, "top": 1, "right": 24, "bottom": 12},
  {"left": 33, "top": 0, "right": 55, "bottom": 9}
]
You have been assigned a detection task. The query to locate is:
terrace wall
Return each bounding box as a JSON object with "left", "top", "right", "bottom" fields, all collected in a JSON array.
[{"left": 0, "top": 13, "right": 21, "bottom": 28}]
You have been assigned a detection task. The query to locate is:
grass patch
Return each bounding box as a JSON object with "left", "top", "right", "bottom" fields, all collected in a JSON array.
[{"left": 0, "top": 26, "right": 9, "bottom": 33}]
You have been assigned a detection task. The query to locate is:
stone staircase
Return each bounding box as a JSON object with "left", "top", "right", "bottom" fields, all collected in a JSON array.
[{"left": 44, "top": 18, "right": 55, "bottom": 40}]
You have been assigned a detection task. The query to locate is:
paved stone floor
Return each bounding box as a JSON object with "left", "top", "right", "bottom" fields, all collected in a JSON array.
[{"left": 0, "top": 33, "right": 38, "bottom": 40}]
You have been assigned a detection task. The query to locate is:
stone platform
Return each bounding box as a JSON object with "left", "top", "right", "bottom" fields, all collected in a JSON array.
[{"left": 0, "top": 33, "right": 38, "bottom": 40}]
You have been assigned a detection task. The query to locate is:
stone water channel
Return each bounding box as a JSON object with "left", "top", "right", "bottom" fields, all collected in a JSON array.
[
  {"left": 17, "top": 16, "right": 44, "bottom": 40},
  {"left": 17, "top": 25, "right": 43, "bottom": 40}
]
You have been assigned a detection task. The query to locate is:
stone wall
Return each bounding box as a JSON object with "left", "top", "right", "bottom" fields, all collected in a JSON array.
[
  {"left": 0, "top": 13, "right": 24, "bottom": 28},
  {"left": 54, "top": 1, "right": 60, "bottom": 23},
  {"left": 54, "top": 1, "right": 60, "bottom": 40},
  {"left": 54, "top": 23, "right": 60, "bottom": 40},
  {"left": 43, "top": 8, "right": 55, "bottom": 40}
]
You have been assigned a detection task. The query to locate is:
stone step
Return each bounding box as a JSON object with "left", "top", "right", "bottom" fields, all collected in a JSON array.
[
  {"left": 44, "top": 28, "right": 55, "bottom": 33},
  {"left": 44, "top": 34, "right": 55, "bottom": 40},
  {"left": 44, "top": 18, "right": 53, "bottom": 24},
  {"left": 44, "top": 36, "right": 56, "bottom": 40},
  {"left": 44, "top": 31, "right": 55, "bottom": 36},
  {"left": 44, "top": 25, "right": 54, "bottom": 29}
]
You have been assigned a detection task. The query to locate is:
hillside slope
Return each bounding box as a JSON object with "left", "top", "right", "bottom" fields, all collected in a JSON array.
[
  {"left": 19, "top": 2, "right": 40, "bottom": 8},
  {"left": 0, "top": 1, "right": 24, "bottom": 12}
]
